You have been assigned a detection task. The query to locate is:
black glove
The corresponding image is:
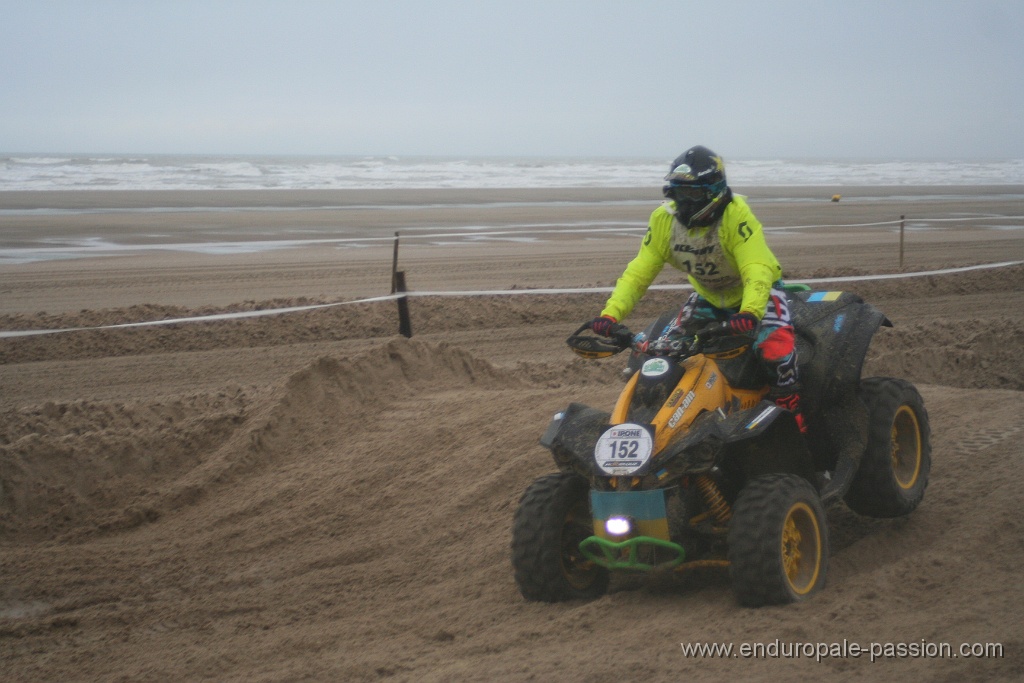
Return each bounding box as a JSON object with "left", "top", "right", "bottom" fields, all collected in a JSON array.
[{"left": 589, "top": 315, "right": 622, "bottom": 337}]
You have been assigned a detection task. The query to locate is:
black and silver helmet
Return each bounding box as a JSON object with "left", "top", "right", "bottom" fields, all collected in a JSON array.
[{"left": 662, "top": 145, "right": 731, "bottom": 228}]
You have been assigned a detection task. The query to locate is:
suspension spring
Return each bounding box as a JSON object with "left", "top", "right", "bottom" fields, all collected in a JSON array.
[{"left": 695, "top": 474, "right": 732, "bottom": 525}]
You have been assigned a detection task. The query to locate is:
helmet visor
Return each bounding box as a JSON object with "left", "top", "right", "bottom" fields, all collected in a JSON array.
[{"left": 663, "top": 184, "right": 707, "bottom": 202}]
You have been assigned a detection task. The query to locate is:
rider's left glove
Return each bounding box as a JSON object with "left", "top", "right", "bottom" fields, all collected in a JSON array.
[{"left": 589, "top": 315, "right": 622, "bottom": 337}]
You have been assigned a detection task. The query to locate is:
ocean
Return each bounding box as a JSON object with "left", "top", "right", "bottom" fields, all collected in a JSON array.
[
  {"left": 3, "top": 154, "right": 1024, "bottom": 191},
  {"left": 2, "top": 154, "right": 1022, "bottom": 266}
]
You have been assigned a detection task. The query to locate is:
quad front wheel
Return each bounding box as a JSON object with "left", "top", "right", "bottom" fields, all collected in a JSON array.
[
  {"left": 844, "top": 377, "right": 931, "bottom": 518},
  {"left": 511, "top": 473, "right": 609, "bottom": 601},
  {"left": 728, "top": 473, "right": 828, "bottom": 607}
]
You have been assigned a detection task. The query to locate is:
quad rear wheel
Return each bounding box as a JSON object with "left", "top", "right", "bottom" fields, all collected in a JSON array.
[
  {"left": 844, "top": 377, "right": 931, "bottom": 518},
  {"left": 511, "top": 473, "right": 609, "bottom": 601},
  {"left": 728, "top": 473, "right": 828, "bottom": 607}
]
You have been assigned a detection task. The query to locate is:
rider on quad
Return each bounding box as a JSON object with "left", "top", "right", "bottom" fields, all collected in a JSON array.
[{"left": 588, "top": 145, "right": 807, "bottom": 433}]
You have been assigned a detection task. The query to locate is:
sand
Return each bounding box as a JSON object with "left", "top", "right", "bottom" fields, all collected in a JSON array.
[{"left": 1, "top": 187, "right": 1023, "bottom": 681}]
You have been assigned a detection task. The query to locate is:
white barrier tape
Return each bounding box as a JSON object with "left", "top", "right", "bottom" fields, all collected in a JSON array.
[
  {"left": 404, "top": 259, "right": 1024, "bottom": 295},
  {"left": 2, "top": 260, "right": 1020, "bottom": 340},
  {"left": 903, "top": 214, "right": 1024, "bottom": 223},
  {"left": 787, "top": 260, "right": 1024, "bottom": 282},
  {"left": 0, "top": 294, "right": 402, "bottom": 339},
  {"left": 772, "top": 220, "right": 899, "bottom": 229},
  {"left": 771, "top": 215, "right": 1024, "bottom": 230}
]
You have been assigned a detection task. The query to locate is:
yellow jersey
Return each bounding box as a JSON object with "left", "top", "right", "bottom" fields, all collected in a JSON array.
[{"left": 601, "top": 194, "right": 782, "bottom": 321}]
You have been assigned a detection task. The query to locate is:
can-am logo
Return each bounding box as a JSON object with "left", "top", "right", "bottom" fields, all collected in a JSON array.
[{"left": 668, "top": 391, "right": 696, "bottom": 428}]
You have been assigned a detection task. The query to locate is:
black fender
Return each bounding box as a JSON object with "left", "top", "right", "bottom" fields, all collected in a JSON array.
[
  {"left": 539, "top": 402, "right": 609, "bottom": 478},
  {"left": 789, "top": 291, "right": 890, "bottom": 478},
  {"left": 653, "top": 401, "right": 815, "bottom": 484},
  {"left": 815, "top": 398, "right": 870, "bottom": 506},
  {"left": 542, "top": 400, "right": 818, "bottom": 487},
  {"left": 790, "top": 291, "right": 892, "bottom": 411}
]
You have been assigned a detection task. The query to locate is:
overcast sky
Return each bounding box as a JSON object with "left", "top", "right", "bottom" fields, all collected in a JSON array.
[{"left": 2, "top": 1, "right": 1022, "bottom": 159}]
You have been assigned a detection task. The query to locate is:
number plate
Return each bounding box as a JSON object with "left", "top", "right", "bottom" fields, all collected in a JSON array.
[{"left": 595, "top": 423, "right": 654, "bottom": 476}]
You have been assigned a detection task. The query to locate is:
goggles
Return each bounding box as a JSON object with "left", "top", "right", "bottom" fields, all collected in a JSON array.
[{"left": 663, "top": 183, "right": 708, "bottom": 201}]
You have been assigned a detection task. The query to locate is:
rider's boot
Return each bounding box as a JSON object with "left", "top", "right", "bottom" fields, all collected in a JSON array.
[{"left": 771, "top": 387, "right": 808, "bottom": 434}]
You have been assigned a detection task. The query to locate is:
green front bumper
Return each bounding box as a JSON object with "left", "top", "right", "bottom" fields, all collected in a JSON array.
[
  {"left": 579, "top": 535, "right": 686, "bottom": 570},
  {"left": 583, "top": 489, "right": 686, "bottom": 570}
]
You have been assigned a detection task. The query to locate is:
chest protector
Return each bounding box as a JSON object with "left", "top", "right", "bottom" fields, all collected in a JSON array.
[{"left": 666, "top": 218, "right": 741, "bottom": 292}]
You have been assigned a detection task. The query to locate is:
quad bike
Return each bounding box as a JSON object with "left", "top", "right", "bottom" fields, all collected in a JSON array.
[{"left": 511, "top": 289, "right": 930, "bottom": 606}]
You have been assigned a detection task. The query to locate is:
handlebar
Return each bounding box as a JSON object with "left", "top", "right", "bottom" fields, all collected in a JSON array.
[
  {"left": 565, "top": 323, "right": 634, "bottom": 359},
  {"left": 567, "top": 320, "right": 733, "bottom": 360}
]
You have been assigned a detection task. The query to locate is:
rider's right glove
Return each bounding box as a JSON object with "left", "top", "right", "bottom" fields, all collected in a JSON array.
[
  {"left": 697, "top": 312, "right": 760, "bottom": 339},
  {"left": 725, "top": 312, "right": 759, "bottom": 335},
  {"left": 588, "top": 315, "right": 622, "bottom": 337}
]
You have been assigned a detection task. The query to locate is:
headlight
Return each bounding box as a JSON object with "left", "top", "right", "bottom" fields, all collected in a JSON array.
[{"left": 605, "top": 516, "right": 633, "bottom": 536}]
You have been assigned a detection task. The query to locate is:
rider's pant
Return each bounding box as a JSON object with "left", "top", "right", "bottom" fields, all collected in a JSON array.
[{"left": 674, "top": 286, "right": 800, "bottom": 393}]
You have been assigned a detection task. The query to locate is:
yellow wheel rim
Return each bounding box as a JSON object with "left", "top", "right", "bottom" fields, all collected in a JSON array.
[
  {"left": 891, "top": 405, "right": 922, "bottom": 490},
  {"left": 781, "top": 502, "right": 822, "bottom": 595}
]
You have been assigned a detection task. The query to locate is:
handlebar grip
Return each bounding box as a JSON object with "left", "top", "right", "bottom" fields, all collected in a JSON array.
[{"left": 695, "top": 321, "right": 730, "bottom": 339}]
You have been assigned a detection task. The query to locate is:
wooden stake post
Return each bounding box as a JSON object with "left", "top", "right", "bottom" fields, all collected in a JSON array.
[
  {"left": 391, "top": 232, "right": 412, "bottom": 337},
  {"left": 391, "top": 231, "right": 401, "bottom": 294},
  {"left": 899, "top": 215, "right": 906, "bottom": 270},
  {"left": 394, "top": 271, "right": 412, "bottom": 338}
]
